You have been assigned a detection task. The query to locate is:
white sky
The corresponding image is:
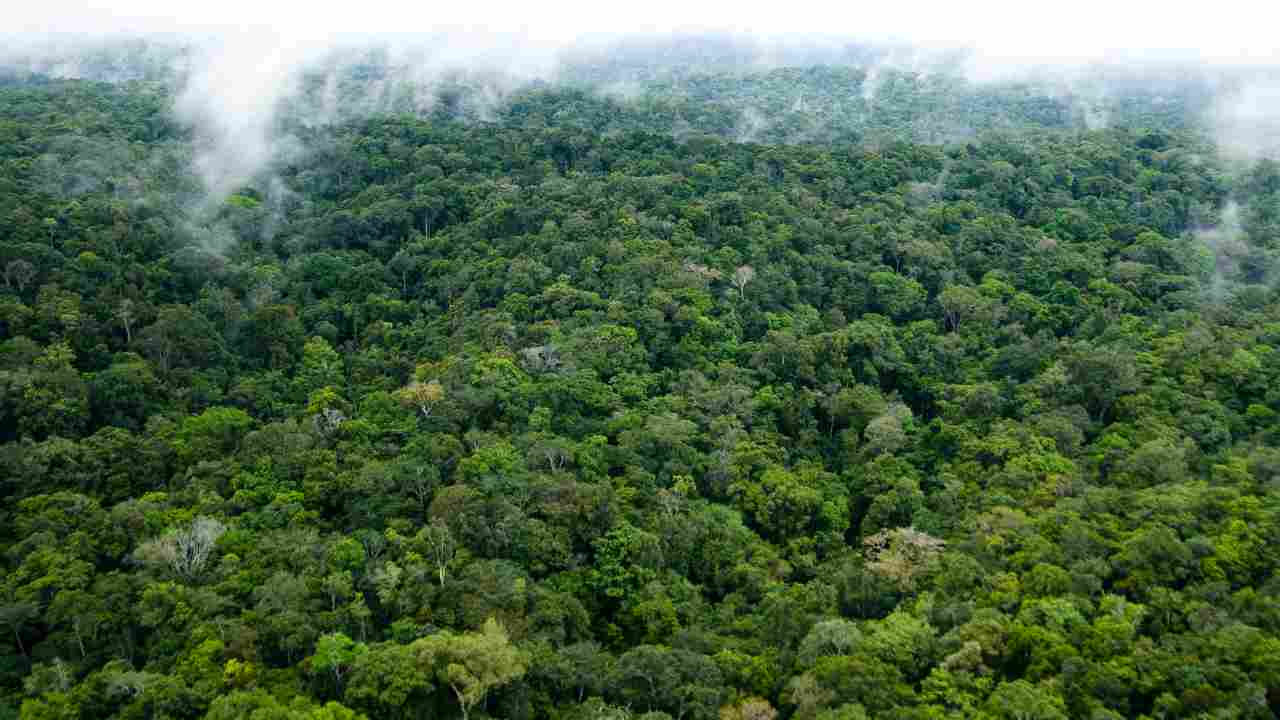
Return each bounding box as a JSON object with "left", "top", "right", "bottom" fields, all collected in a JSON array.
[{"left": 8, "top": 0, "right": 1280, "bottom": 67}]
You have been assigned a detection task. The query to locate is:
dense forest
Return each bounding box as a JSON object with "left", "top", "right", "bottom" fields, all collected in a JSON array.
[{"left": 1, "top": 36, "right": 1279, "bottom": 720}]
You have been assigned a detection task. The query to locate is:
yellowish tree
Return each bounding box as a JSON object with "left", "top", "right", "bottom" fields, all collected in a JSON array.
[{"left": 414, "top": 618, "right": 528, "bottom": 720}]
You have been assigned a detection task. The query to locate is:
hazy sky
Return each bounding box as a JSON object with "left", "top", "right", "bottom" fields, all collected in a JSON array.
[{"left": 10, "top": 0, "right": 1280, "bottom": 66}]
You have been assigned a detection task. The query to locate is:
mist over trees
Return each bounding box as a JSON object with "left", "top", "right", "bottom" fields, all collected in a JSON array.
[{"left": 1, "top": 32, "right": 1279, "bottom": 720}]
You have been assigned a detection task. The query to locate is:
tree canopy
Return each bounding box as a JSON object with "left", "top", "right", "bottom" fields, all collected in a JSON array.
[{"left": 1, "top": 38, "right": 1279, "bottom": 720}]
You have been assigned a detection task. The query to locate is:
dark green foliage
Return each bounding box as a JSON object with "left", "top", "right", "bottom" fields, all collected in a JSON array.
[{"left": 1, "top": 49, "right": 1278, "bottom": 720}]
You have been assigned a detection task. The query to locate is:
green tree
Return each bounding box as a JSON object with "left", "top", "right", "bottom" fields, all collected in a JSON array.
[
  {"left": 313, "top": 632, "right": 368, "bottom": 694},
  {"left": 414, "top": 618, "right": 529, "bottom": 720}
]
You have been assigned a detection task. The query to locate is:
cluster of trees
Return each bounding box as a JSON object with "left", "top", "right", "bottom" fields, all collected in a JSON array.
[
  {"left": 1, "top": 47, "right": 1279, "bottom": 720},
  {"left": 290, "top": 54, "right": 1198, "bottom": 148}
]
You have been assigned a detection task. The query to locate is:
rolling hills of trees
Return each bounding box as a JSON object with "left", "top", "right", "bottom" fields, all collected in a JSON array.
[{"left": 1, "top": 39, "right": 1279, "bottom": 720}]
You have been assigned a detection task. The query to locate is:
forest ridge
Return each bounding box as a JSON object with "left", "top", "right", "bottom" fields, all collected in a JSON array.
[{"left": 0, "top": 36, "right": 1278, "bottom": 720}]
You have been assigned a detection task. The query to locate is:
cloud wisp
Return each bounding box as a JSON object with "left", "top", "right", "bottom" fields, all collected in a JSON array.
[{"left": 6, "top": 9, "right": 1280, "bottom": 205}]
